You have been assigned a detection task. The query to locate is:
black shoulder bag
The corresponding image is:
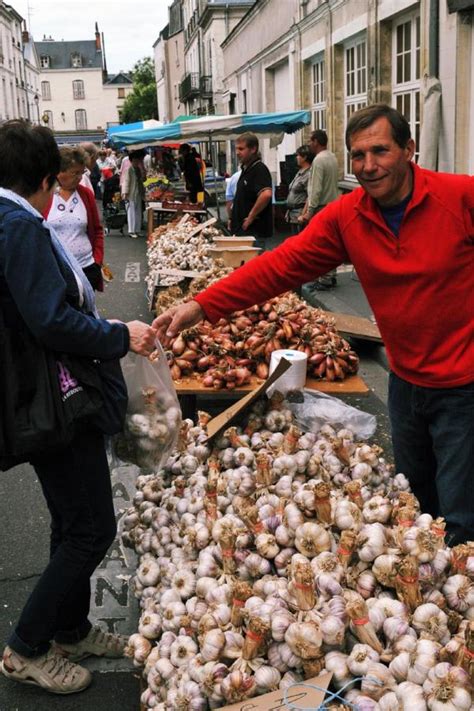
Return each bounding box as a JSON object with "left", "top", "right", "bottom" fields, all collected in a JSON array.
[{"left": 0, "top": 306, "right": 127, "bottom": 472}]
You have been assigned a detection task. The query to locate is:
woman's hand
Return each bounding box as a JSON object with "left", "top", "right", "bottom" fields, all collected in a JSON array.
[
  {"left": 152, "top": 301, "right": 204, "bottom": 346},
  {"left": 125, "top": 320, "right": 157, "bottom": 356}
]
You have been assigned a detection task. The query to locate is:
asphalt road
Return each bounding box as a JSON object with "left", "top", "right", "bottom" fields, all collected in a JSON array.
[{"left": 0, "top": 220, "right": 392, "bottom": 710}]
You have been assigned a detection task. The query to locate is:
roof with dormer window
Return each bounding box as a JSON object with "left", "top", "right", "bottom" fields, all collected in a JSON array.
[{"left": 34, "top": 39, "right": 102, "bottom": 69}]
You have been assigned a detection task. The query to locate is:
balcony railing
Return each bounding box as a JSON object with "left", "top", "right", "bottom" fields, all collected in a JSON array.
[
  {"left": 179, "top": 72, "right": 199, "bottom": 102},
  {"left": 199, "top": 75, "right": 212, "bottom": 98}
]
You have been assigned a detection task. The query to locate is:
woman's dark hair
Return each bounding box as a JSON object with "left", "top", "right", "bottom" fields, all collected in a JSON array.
[
  {"left": 0, "top": 120, "right": 60, "bottom": 196},
  {"left": 129, "top": 149, "right": 146, "bottom": 160},
  {"left": 345, "top": 104, "right": 411, "bottom": 150},
  {"left": 296, "top": 145, "right": 314, "bottom": 164}
]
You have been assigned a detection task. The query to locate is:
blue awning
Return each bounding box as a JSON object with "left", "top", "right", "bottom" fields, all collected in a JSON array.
[{"left": 108, "top": 110, "right": 311, "bottom": 149}]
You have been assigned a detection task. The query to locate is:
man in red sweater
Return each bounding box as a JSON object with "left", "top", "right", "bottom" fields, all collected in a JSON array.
[{"left": 155, "top": 104, "right": 474, "bottom": 546}]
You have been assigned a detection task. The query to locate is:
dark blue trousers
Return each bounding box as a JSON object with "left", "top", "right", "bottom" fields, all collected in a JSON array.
[
  {"left": 388, "top": 372, "right": 474, "bottom": 546},
  {"left": 8, "top": 427, "right": 116, "bottom": 657}
]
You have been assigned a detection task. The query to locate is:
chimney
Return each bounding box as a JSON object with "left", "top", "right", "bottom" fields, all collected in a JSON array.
[
  {"left": 95, "top": 22, "right": 101, "bottom": 51},
  {"left": 22, "top": 30, "right": 29, "bottom": 44}
]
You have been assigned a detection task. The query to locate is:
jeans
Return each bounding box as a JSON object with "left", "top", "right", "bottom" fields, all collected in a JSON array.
[
  {"left": 388, "top": 372, "right": 474, "bottom": 546},
  {"left": 8, "top": 427, "right": 116, "bottom": 658}
]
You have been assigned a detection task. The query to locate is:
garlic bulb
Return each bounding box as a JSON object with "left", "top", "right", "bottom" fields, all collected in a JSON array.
[
  {"left": 442, "top": 575, "right": 474, "bottom": 614},
  {"left": 423, "top": 662, "right": 471, "bottom": 711},
  {"left": 170, "top": 636, "right": 198, "bottom": 667},
  {"left": 294, "top": 522, "right": 331, "bottom": 558}
]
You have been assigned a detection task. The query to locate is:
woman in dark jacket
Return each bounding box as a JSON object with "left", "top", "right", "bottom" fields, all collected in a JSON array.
[{"left": 0, "top": 121, "right": 157, "bottom": 695}]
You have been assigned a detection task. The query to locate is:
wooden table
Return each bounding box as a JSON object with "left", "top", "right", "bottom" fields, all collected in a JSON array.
[{"left": 175, "top": 373, "right": 369, "bottom": 418}]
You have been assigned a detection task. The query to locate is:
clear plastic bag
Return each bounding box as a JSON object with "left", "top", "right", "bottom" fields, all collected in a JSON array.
[
  {"left": 286, "top": 389, "right": 376, "bottom": 440},
  {"left": 113, "top": 341, "right": 182, "bottom": 472}
]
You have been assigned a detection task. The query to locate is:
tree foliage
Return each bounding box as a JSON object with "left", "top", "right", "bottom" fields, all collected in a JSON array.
[{"left": 121, "top": 57, "right": 158, "bottom": 123}]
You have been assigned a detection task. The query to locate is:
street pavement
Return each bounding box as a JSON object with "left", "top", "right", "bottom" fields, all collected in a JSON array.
[{"left": 0, "top": 218, "right": 392, "bottom": 710}]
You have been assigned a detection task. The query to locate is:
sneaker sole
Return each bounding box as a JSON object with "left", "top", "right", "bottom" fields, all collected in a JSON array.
[{"left": 1, "top": 661, "right": 91, "bottom": 695}]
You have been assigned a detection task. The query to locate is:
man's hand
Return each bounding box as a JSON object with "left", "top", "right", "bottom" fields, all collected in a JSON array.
[
  {"left": 297, "top": 213, "right": 308, "bottom": 224},
  {"left": 152, "top": 301, "right": 205, "bottom": 346},
  {"left": 125, "top": 320, "right": 157, "bottom": 356},
  {"left": 242, "top": 215, "right": 254, "bottom": 231}
]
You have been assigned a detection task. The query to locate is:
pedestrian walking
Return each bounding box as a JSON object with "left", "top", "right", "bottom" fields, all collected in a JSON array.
[
  {"left": 179, "top": 143, "right": 203, "bottom": 203},
  {"left": 45, "top": 146, "right": 104, "bottom": 291},
  {"left": 300, "top": 129, "right": 339, "bottom": 289},
  {"left": 154, "top": 104, "right": 474, "bottom": 547},
  {"left": 285, "top": 145, "right": 314, "bottom": 233},
  {"left": 122, "top": 150, "right": 146, "bottom": 238},
  {"left": 0, "top": 120, "right": 157, "bottom": 695},
  {"left": 231, "top": 132, "right": 273, "bottom": 252}
]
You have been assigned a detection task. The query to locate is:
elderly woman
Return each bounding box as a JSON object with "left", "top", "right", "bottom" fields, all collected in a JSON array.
[
  {"left": 121, "top": 149, "right": 146, "bottom": 239},
  {"left": 285, "top": 145, "right": 314, "bottom": 233},
  {"left": 0, "top": 121, "right": 156, "bottom": 695},
  {"left": 44, "top": 146, "right": 104, "bottom": 290},
  {"left": 79, "top": 141, "right": 100, "bottom": 197}
]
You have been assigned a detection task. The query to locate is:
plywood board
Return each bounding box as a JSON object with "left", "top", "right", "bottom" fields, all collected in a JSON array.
[
  {"left": 329, "top": 312, "right": 382, "bottom": 343},
  {"left": 174, "top": 373, "right": 369, "bottom": 396}
]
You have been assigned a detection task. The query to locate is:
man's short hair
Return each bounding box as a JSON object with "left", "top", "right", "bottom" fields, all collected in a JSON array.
[
  {"left": 59, "top": 145, "right": 86, "bottom": 172},
  {"left": 0, "top": 120, "right": 60, "bottom": 196},
  {"left": 310, "top": 130, "right": 328, "bottom": 147},
  {"left": 79, "top": 141, "right": 98, "bottom": 159},
  {"left": 236, "top": 132, "right": 259, "bottom": 151},
  {"left": 345, "top": 104, "right": 411, "bottom": 150}
]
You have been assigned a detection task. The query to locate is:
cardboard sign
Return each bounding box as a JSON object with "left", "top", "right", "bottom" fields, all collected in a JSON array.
[
  {"left": 218, "top": 673, "right": 332, "bottom": 711},
  {"left": 203, "top": 358, "right": 292, "bottom": 442},
  {"left": 185, "top": 216, "right": 218, "bottom": 239}
]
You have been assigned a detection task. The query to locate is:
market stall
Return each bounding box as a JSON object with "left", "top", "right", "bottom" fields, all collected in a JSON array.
[
  {"left": 120, "top": 379, "right": 473, "bottom": 710},
  {"left": 108, "top": 110, "right": 311, "bottom": 219}
]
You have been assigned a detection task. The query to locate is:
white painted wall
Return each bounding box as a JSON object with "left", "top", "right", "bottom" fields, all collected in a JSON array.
[
  {"left": 0, "top": 12, "right": 28, "bottom": 122},
  {"left": 437, "top": 2, "right": 457, "bottom": 172},
  {"left": 39, "top": 68, "right": 132, "bottom": 131},
  {"left": 470, "top": 21, "right": 474, "bottom": 175}
]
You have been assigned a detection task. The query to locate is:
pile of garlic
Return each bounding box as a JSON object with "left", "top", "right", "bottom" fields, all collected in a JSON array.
[
  {"left": 146, "top": 218, "right": 225, "bottom": 288},
  {"left": 114, "top": 385, "right": 181, "bottom": 472},
  {"left": 123, "top": 398, "right": 474, "bottom": 710}
]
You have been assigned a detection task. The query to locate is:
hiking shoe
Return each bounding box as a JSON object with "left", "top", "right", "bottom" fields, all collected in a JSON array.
[
  {"left": 53, "top": 626, "right": 128, "bottom": 662},
  {"left": 1, "top": 646, "right": 91, "bottom": 695}
]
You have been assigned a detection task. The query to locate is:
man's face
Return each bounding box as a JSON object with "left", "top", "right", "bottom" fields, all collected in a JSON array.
[
  {"left": 349, "top": 117, "right": 415, "bottom": 206},
  {"left": 309, "top": 137, "right": 319, "bottom": 155},
  {"left": 236, "top": 141, "right": 257, "bottom": 166}
]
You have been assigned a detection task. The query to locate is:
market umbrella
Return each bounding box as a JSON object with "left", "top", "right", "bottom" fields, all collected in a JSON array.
[
  {"left": 107, "top": 119, "right": 163, "bottom": 137},
  {"left": 109, "top": 110, "right": 311, "bottom": 219},
  {"left": 107, "top": 110, "right": 311, "bottom": 149}
]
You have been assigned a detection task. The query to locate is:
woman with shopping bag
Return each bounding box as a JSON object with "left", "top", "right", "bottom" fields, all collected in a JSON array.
[{"left": 0, "top": 120, "right": 156, "bottom": 695}]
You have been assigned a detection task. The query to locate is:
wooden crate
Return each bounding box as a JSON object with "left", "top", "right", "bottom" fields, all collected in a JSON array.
[
  {"left": 212, "top": 236, "right": 256, "bottom": 249},
  {"left": 209, "top": 246, "right": 260, "bottom": 268}
]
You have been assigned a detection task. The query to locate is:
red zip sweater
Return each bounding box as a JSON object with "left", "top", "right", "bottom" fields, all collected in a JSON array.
[{"left": 195, "top": 163, "right": 474, "bottom": 388}]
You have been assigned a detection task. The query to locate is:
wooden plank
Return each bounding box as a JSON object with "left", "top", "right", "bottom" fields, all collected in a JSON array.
[
  {"left": 328, "top": 312, "right": 382, "bottom": 343},
  {"left": 174, "top": 373, "right": 369, "bottom": 396}
]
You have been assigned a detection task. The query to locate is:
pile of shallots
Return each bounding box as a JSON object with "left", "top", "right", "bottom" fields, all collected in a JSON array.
[
  {"left": 123, "top": 397, "right": 474, "bottom": 710},
  {"left": 167, "top": 292, "right": 359, "bottom": 388}
]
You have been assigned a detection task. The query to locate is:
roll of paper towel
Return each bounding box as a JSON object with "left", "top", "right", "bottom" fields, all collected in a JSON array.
[{"left": 267, "top": 349, "right": 308, "bottom": 396}]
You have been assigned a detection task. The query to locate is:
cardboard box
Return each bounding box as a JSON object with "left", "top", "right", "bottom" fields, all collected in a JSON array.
[
  {"left": 213, "top": 236, "right": 256, "bottom": 249},
  {"left": 203, "top": 358, "right": 291, "bottom": 442},
  {"left": 209, "top": 246, "right": 261, "bottom": 268},
  {"left": 218, "top": 673, "right": 332, "bottom": 711}
]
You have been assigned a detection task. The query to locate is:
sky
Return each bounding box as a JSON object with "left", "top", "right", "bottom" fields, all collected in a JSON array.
[{"left": 13, "top": 0, "right": 169, "bottom": 74}]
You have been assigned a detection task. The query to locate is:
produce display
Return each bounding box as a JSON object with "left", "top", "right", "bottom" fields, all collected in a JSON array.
[
  {"left": 145, "top": 174, "right": 175, "bottom": 203},
  {"left": 146, "top": 218, "right": 226, "bottom": 288},
  {"left": 122, "top": 397, "right": 474, "bottom": 710},
  {"left": 167, "top": 292, "right": 360, "bottom": 388}
]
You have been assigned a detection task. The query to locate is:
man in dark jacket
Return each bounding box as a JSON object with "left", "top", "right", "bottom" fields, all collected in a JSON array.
[{"left": 179, "top": 143, "right": 203, "bottom": 203}]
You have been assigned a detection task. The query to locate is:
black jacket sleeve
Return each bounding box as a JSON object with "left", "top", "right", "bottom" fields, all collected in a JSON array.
[{"left": 0, "top": 211, "right": 129, "bottom": 360}]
